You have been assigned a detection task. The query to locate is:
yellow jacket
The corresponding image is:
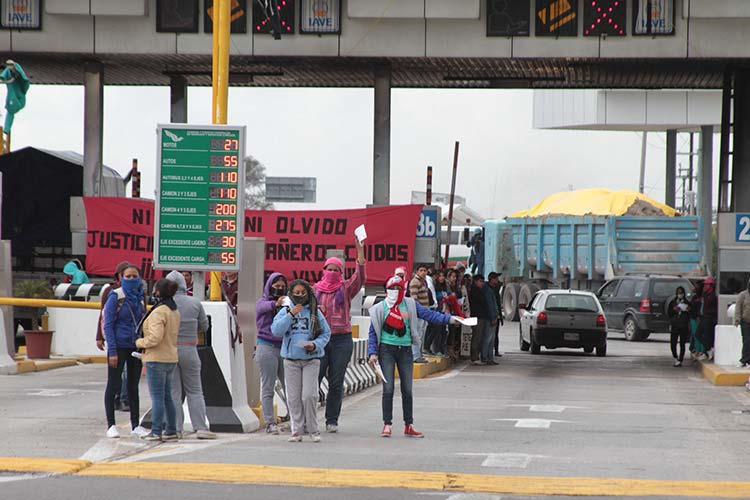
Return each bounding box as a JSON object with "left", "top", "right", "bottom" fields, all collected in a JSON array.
[{"left": 136, "top": 305, "right": 180, "bottom": 363}]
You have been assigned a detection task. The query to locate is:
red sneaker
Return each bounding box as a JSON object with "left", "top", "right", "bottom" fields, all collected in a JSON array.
[
  {"left": 381, "top": 424, "right": 392, "bottom": 438},
  {"left": 404, "top": 424, "right": 424, "bottom": 438}
]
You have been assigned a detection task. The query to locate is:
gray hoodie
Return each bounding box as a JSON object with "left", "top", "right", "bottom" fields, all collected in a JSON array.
[{"left": 166, "top": 271, "right": 209, "bottom": 344}]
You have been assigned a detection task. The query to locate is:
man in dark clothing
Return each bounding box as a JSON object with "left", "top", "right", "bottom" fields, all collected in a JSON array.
[
  {"left": 698, "top": 277, "right": 718, "bottom": 360},
  {"left": 468, "top": 275, "right": 497, "bottom": 365},
  {"left": 487, "top": 273, "right": 504, "bottom": 357},
  {"left": 222, "top": 272, "right": 238, "bottom": 313}
]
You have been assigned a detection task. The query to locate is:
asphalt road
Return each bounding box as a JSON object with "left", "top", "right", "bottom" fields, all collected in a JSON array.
[{"left": 1, "top": 324, "right": 748, "bottom": 500}]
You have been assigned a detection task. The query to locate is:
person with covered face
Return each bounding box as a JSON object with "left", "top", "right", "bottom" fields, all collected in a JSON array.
[
  {"left": 272, "top": 280, "right": 331, "bottom": 442},
  {"left": 668, "top": 286, "right": 691, "bottom": 367},
  {"left": 697, "top": 277, "right": 718, "bottom": 360},
  {"left": 368, "top": 276, "right": 461, "bottom": 438},
  {"left": 314, "top": 239, "right": 366, "bottom": 433},
  {"left": 734, "top": 278, "right": 750, "bottom": 368},
  {"left": 256, "top": 272, "right": 289, "bottom": 434}
]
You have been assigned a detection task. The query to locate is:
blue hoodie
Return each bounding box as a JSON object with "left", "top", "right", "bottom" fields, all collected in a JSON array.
[
  {"left": 271, "top": 304, "right": 331, "bottom": 361},
  {"left": 102, "top": 283, "right": 146, "bottom": 356},
  {"left": 256, "top": 272, "right": 286, "bottom": 347}
]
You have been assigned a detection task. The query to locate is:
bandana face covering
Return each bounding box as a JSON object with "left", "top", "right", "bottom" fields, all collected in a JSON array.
[
  {"left": 385, "top": 289, "right": 400, "bottom": 308},
  {"left": 383, "top": 277, "right": 407, "bottom": 337}
]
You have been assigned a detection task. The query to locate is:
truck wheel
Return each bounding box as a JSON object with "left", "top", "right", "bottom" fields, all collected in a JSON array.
[
  {"left": 503, "top": 283, "right": 521, "bottom": 322},
  {"left": 596, "top": 343, "right": 607, "bottom": 357},
  {"left": 530, "top": 331, "right": 541, "bottom": 354},
  {"left": 518, "top": 283, "right": 540, "bottom": 313},
  {"left": 519, "top": 328, "right": 530, "bottom": 351},
  {"left": 623, "top": 316, "right": 644, "bottom": 342}
]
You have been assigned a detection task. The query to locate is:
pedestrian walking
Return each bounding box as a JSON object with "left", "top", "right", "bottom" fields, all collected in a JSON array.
[
  {"left": 689, "top": 281, "right": 705, "bottom": 359},
  {"left": 272, "top": 280, "right": 331, "bottom": 443},
  {"left": 444, "top": 269, "right": 464, "bottom": 358},
  {"left": 409, "top": 264, "right": 431, "bottom": 363},
  {"left": 368, "top": 276, "right": 460, "bottom": 438},
  {"left": 487, "top": 272, "right": 504, "bottom": 357},
  {"left": 136, "top": 279, "right": 181, "bottom": 442},
  {"left": 468, "top": 274, "right": 497, "bottom": 365},
  {"left": 256, "top": 272, "right": 288, "bottom": 434},
  {"left": 697, "top": 277, "right": 718, "bottom": 360},
  {"left": 314, "top": 239, "right": 366, "bottom": 433},
  {"left": 668, "top": 286, "right": 691, "bottom": 367},
  {"left": 734, "top": 279, "right": 750, "bottom": 368},
  {"left": 102, "top": 264, "right": 148, "bottom": 439},
  {"left": 165, "top": 271, "right": 215, "bottom": 440}
]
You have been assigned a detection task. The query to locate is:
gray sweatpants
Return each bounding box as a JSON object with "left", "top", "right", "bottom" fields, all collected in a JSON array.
[
  {"left": 283, "top": 358, "right": 320, "bottom": 436},
  {"left": 171, "top": 346, "right": 209, "bottom": 433},
  {"left": 257, "top": 343, "right": 284, "bottom": 426}
]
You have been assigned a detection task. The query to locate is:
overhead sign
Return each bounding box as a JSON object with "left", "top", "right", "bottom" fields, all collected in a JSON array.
[
  {"left": 487, "top": 0, "right": 530, "bottom": 36},
  {"left": 253, "top": 0, "right": 294, "bottom": 35},
  {"left": 157, "top": 0, "right": 200, "bottom": 33},
  {"left": 300, "top": 0, "right": 340, "bottom": 34},
  {"left": 583, "top": 0, "right": 626, "bottom": 36},
  {"left": 266, "top": 177, "right": 317, "bottom": 203},
  {"left": 536, "top": 0, "right": 577, "bottom": 36},
  {"left": 204, "top": 0, "right": 247, "bottom": 33},
  {"left": 154, "top": 124, "right": 246, "bottom": 271},
  {"left": 1, "top": 0, "right": 40, "bottom": 29},
  {"left": 416, "top": 206, "right": 439, "bottom": 239},
  {"left": 633, "top": 0, "right": 674, "bottom": 35},
  {"left": 737, "top": 214, "right": 750, "bottom": 243}
]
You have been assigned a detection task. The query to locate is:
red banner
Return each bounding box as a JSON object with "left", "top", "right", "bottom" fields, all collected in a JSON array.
[
  {"left": 83, "top": 198, "right": 422, "bottom": 285},
  {"left": 244, "top": 205, "right": 422, "bottom": 285}
]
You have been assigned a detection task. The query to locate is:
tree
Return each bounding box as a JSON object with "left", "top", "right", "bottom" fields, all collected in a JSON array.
[{"left": 244, "top": 155, "right": 274, "bottom": 210}]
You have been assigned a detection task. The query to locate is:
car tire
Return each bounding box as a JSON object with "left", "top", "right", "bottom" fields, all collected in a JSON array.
[
  {"left": 596, "top": 343, "right": 607, "bottom": 357},
  {"left": 583, "top": 346, "right": 594, "bottom": 354},
  {"left": 518, "top": 283, "right": 540, "bottom": 314},
  {"left": 530, "top": 331, "right": 541, "bottom": 355},
  {"left": 519, "top": 328, "right": 530, "bottom": 352},
  {"left": 623, "top": 315, "right": 644, "bottom": 342}
]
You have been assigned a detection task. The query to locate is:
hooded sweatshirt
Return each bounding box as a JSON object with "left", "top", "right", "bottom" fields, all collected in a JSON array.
[
  {"left": 271, "top": 303, "right": 331, "bottom": 360},
  {"left": 63, "top": 261, "right": 90, "bottom": 285},
  {"left": 166, "top": 271, "right": 208, "bottom": 345},
  {"left": 102, "top": 280, "right": 145, "bottom": 356},
  {"left": 734, "top": 280, "right": 750, "bottom": 325},
  {"left": 256, "top": 272, "right": 287, "bottom": 346},
  {"left": 315, "top": 262, "right": 365, "bottom": 335}
]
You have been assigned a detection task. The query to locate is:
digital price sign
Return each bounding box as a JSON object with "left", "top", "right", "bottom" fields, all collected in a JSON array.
[{"left": 154, "top": 124, "right": 245, "bottom": 271}]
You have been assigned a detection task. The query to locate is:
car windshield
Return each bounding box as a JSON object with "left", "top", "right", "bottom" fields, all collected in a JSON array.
[
  {"left": 545, "top": 294, "right": 599, "bottom": 312},
  {"left": 651, "top": 280, "right": 694, "bottom": 298}
]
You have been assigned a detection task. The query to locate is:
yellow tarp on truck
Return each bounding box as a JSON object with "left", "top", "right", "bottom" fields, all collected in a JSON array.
[{"left": 511, "top": 188, "right": 677, "bottom": 218}]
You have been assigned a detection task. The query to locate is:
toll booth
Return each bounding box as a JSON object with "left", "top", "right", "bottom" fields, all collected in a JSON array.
[{"left": 717, "top": 213, "right": 750, "bottom": 324}]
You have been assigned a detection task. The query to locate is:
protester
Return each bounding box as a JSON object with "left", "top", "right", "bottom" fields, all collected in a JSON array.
[
  {"left": 103, "top": 265, "right": 147, "bottom": 438},
  {"left": 424, "top": 271, "right": 449, "bottom": 356},
  {"left": 63, "top": 259, "right": 90, "bottom": 285},
  {"left": 181, "top": 271, "right": 194, "bottom": 296},
  {"left": 668, "top": 286, "right": 691, "bottom": 367},
  {"left": 734, "top": 279, "right": 750, "bottom": 368},
  {"left": 368, "top": 276, "right": 460, "bottom": 438},
  {"left": 408, "top": 264, "right": 431, "bottom": 364},
  {"left": 136, "top": 278, "right": 181, "bottom": 442},
  {"left": 222, "top": 272, "right": 239, "bottom": 313},
  {"left": 394, "top": 266, "right": 406, "bottom": 281},
  {"left": 468, "top": 274, "right": 497, "bottom": 365},
  {"left": 165, "top": 271, "right": 214, "bottom": 440},
  {"left": 697, "top": 277, "right": 718, "bottom": 360},
  {"left": 272, "top": 280, "right": 331, "bottom": 442},
  {"left": 689, "top": 281, "right": 705, "bottom": 359},
  {"left": 314, "top": 239, "right": 365, "bottom": 433},
  {"left": 256, "top": 272, "right": 288, "bottom": 434},
  {"left": 467, "top": 229, "right": 484, "bottom": 276},
  {"left": 444, "top": 269, "right": 464, "bottom": 357},
  {"left": 487, "top": 272, "right": 504, "bottom": 357}
]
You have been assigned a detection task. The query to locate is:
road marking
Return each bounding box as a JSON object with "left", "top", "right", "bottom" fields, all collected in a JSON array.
[
  {"left": 492, "top": 418, "right": 571, "bottom": 429},
  {"left": 28, "top": 389, "right": 92, "bottom": 397},
  {"left": 116, "top": 435, "right": 248, "bottom": 463},
  {"left": 507, "top": 404, "right": 584, "bottom": 413},
  {"left": 0, "top": 473, "right": 52, "bottom": 483},
  {"left": 457, "top": 453, "right": 547, "bottom": 469},
  {"left": 79, "top": 438, "right": 150, "bottom": 463}
]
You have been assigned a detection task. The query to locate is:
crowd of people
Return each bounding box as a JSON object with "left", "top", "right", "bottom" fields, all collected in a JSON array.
[{"left": 667, "top": 278, "right": 718, "bottom": 367}]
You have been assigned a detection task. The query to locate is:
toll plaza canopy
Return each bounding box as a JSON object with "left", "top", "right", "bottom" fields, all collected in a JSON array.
[{"left": 511, "top": 189, "right": 678, "bottom": 218}]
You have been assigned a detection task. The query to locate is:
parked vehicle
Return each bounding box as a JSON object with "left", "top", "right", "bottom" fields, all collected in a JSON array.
[
  {"left": 596, "top": 275, "right": 695, "bottom": 341},
  {"left": 484, "top": 216, "right": 705, "bottom": 322},
  {"left": 519, "top": 289, "right": 608, "bottom": 357}
]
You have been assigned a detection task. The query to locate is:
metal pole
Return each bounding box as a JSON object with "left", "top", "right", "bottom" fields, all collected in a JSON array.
[
  {"left": 83, "top": 62, "right": 104, "bottom": 197},
  {"left": 131, "top": 159, "right": 140, "bottom": 198},
  {"left": 718, "top": 71, "right": 732, "bottom": 212},
  {"left": 170, "top": 75, "right": 188, "bottom": 124},
  {"left": 444, "top": 141, "right": 460, "bottom": 268},
  {"left": 639, "top": 131, "right": 647, "bottom": 194},
  {"left": 699, "top": 126, "right": 714, "bottom": 275},
  {"left": 210, "top": 0, "right": 231, "bottom": 301},
  {"left": 425, "top": 166, "right": 432, "bottom": 205},
  {"left": 733, "top": 70, "right": 750, "bottom": 212},
  {"left": 665, "top": 130, "right": 677, "bottom": 207},
  {"left": 373, "top": 66, "right": 391, "bottom": 206},
  {"left": 688, "top": 132, "right": 694, "bottom": 192}
]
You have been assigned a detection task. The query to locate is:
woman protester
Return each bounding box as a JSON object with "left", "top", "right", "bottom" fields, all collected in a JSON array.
[
  {"left": 668, "top": 286, "right": 691, "bottom": 367},
  {"left": 368, "top": 276, "right": 461, "bottom": 438},
  {"left": 272, "top": 280, "right": 331, "bottom": 443},
  {"left": 136, "top": 279, "right": 181, "bottom": 442},
  {"left": 256, "top": 272, "right": 288, "bottom": 434},
  {"left": 314, "top": 239, "right": 366, "bottom": 433},
  {"left": 103, "top": 265, "right": 148, "bottom": 439},
  {"left": 165, "top": 271, "right": 215, "bottom": 440}
]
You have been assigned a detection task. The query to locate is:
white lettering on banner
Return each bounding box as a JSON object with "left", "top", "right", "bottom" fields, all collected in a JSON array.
[{"left": 416, "top": 212, "right": 437, "bottom": 238}]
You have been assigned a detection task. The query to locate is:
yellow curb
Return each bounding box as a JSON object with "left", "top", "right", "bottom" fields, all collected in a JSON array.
[
  {"left": 413, "top": 356, "right": 452, "bottom": 379},
  {"left": 33, "top": 359, "right": 79, "bottom": 372},
  {"left": 75, "top": 356, "right": 107, "bottom": 364},
  {"left": 0, "top": 458, "right": 91, "bottom": 475},
  {"left": 75, "top": 462, "right": 750, "bottom": 498},
  {"left": 701, "top": 361, "right": 750, "bottom": 386},
  {"left": 16, "top": 359, "right": 36, "bottom": 373}
]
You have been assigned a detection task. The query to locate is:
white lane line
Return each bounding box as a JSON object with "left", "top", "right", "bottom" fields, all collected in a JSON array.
[
  {"left": 79, "top": 437, "right": 151, "bottom": 462},
  {"left": 491, "top": 418, "right": 571, "bottom": 429},
  {"left": 416, "top": 493, "right": 506, "bottom": 500},
  {"left": 115, "top": 435, "right": 249, "bottom": 463},
  {"left": 423, "top": 364, "right": 469, "bottom": 381},
  {"left": 505, "top": 404, "right": 585, "bottom": 413},
  {"left": 457, "top": 452, "right": 548, "bottom": 469},
  {"left": 0, "top": 473, "right": 52, "bottom": 483}
]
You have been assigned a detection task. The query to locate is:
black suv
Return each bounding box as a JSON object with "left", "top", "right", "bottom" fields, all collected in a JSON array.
[{"left": 596, "top": 276, "right": 695, "bottom": 341}]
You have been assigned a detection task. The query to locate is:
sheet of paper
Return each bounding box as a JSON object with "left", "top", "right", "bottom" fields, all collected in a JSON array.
[
  {"left": 373, "top": 362, "right": 388, "bottom": 384},
  {"left": 455, "top": 316, "right": 478, "bottom": 327},
  {"left": 355, "top": 224, "right": 367, "bottom": 243}
]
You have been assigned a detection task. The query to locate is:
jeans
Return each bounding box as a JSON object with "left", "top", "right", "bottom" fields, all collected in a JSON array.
[
  {"left": 481, "top": 321, "right": 497, "bottom": 362},
  {"left": 412, "top": 318, "right": 427, "bottom": 360},
  {"left": 318, "top": 333, "right": 353, "bottom": 426},
  {"left": 146, "top": 362, "right": 177, "bottom": 436},
  {"left": 284, "top": 359, "right": 320, "bottom": 435},
  {"left": 379, "top": 344, "right": 414, "bottom": 425},
  {"left": 171, "top": 346, "right": 209, "bottom": 433},
  {"left": 104, "top": 348, "right": 141, "bottom": 429},
  {"left": 741, "top": 322, "right": 750, "bottom": 365},
  {"left": 470, "top": 319, "right": 489, "bottom": 362},
  {"left": 670, "top": 326, "right": 689, "bottom": 362},
  {"left": 257, "top": 343, "right": 284, "bottom": 426}
]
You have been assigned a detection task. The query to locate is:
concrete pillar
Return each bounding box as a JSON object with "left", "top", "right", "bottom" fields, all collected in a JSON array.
[
  {"left": 699, "top": 126, "right": 714, "bottom": 275},
  {"left": 170, "top": 75, "right": 188, "bottom": 124},
  {"left": 238, "top": 238, "right": 264, "bottom": 411},
  {"left": 83, "top": 62, "right": 104, "bottom": 197},
  {"left": 373, "top": 66, "right": 391, "bottom": 206},
  {"left": 732, "top": 70, "right": 750, "bottom": 212},
  {"left": 665, "top": 130, "right": 677, "bottom": 208}
]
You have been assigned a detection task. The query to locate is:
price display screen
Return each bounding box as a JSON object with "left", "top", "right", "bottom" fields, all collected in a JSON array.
[{"left": 154, "top": 125, "right": 245, "bottom": 271}]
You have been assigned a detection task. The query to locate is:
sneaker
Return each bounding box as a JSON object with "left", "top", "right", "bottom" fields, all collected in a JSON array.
[
  {"left": 175, "top": 431, "right": 184, "bottom": 439},
  {"left": 414, "top": 357, "right": 429, "bottom": 364},
  {"left": 142, "top": 433, "right": 162, "bottom": 442},
  {"left": 404, "top": 424, "right": 424, "bottom": 438},
  {"left": 708, "top": 349, "right": 715, "bottom": 360},
  {"left": 162, "top": 433, "right": 179, "bottom": 442},
  {"left": 310, "top": 433, "right": 321, "bottom": 443},
  {"left": 697, "top": 353, "right": 708, "bottom": 361},
  {"left": 130, "top": 426, "right": 149, "bottom": 438},
  {"left": 106, "top": 425, "right": 120, "bottom": 439},
  {"left": 288, "top": 433, "right": 303, "bottom": 442},
  {"left": 266, "top": 423, "right": 280, "bottom": 435},
  {"left": 487, "top": 360, "right": 499, "bottom": 366},
  {"left": 673, "top": 360, "right": 682, "bottom": 367},
  {"left": 196, "top": 429, "right": 217, "bottom": 440},
  {"left": 325, "top": 424, "right": 338, "bottom": 433},
  {"left": 381, "top": 424, "right": 392, "bottom": 438}
]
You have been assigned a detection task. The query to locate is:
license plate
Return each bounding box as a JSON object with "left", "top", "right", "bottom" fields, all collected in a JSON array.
[{"left": 564, "top": 333, "right": 579, "bottom": 341}]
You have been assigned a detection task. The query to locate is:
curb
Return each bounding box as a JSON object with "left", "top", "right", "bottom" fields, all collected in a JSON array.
[
  {"left": 701, "top": 361, "right": 750, "bottom": 386},
  {"left": 0, "top": 458, "right": 91, "bottom": 475},
  {"left": 413, "top": 356, "right": 453, "bottom": 379}
]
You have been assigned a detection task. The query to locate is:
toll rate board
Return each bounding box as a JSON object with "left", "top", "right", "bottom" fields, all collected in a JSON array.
[{"left": 154, "top": 124, "right": 246, "bottom": 271}]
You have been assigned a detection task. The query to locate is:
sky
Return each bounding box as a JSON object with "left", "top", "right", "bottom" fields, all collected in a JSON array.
[{"left": 9, "top": 85, "right": 720, "bottom": 220}]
